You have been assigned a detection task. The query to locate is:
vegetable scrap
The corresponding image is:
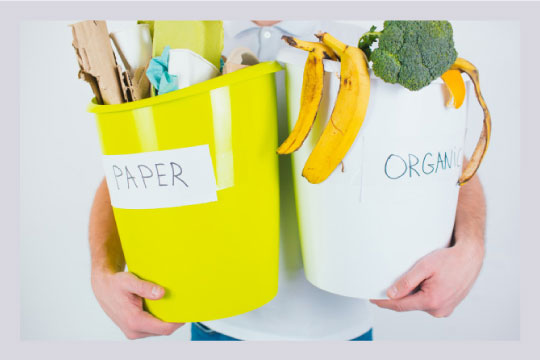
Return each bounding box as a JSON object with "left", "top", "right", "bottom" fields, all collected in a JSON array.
[{"left": 358, "top": 21, "right": 457, "bottom": 91}]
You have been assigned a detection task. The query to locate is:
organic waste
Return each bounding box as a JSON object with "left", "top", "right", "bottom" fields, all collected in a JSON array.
[
  {"left": 279, "top": 20, "right": 491, "bottom": 186},
  {"left": 277, "top": 37, "right": 338, "bottom": 155},
  {"left": 303, "top": 32, "right": 370, "bottom": 184},
  {"left": 449, "top": 58, "right": 491, "bottom": 185},
  {"left": 279, "top": 33, "right": 370, "bottom": 184},
  {"left": 441, "top": 69, "right": 466, "bottom": 109},
  {"left": 358, "top": 21, "right": 457, "bottom": 91}
]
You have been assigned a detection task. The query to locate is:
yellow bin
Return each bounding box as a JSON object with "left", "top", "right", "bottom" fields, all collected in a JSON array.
[{"left": 88, "top": 61, "right": 282, "bottom": 322}]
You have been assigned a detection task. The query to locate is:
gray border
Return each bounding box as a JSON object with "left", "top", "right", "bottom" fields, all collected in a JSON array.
[{"left": 2, "top": 1, "right": 538, "bottom": 359}]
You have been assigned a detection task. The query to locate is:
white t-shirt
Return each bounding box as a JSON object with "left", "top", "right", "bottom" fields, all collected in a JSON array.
[{"left": 201, "top": 21, "right": 374, "bottom": 341}]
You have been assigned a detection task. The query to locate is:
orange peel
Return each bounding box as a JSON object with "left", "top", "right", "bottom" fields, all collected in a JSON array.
[{"left": 441, "top": 69, "right": 466, "bottom": 109}]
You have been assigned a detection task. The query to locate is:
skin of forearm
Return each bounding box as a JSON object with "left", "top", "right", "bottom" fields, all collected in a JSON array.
[
  {"left": 89, "top": 178, "right": 125, "bottom": 276},
  {"left": 453, "top": 169, "right": 486, "bottom": 256}
]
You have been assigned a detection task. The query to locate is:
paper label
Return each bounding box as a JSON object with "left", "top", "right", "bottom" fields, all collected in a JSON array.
[
  {"left": 356, "top": 131, "right": 466, "bottom": 203},
  {"left": 102, "top": 145, "right": 218, "bottom": 209},
  {"left": 375, "top": 144, "right": 463, "bottom": 185}
]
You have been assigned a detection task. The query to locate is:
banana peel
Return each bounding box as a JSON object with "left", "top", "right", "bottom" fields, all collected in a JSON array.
[
  {"left": 277, "top": 37, "right": 338, "bottom": 154},
  {"left": 450, "top": 58, "right": 491, "bottom": 185},
  {"left": 301, "top": 32, "right": 370, "bottom": 184}
]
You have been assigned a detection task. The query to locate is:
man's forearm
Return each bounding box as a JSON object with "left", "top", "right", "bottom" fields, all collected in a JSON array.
[
  {"left": 453, "top": 169, "right": 486, "bottom": 255},
  {"left": 89, "top": 178, "right": 125, "bottom": 275}
]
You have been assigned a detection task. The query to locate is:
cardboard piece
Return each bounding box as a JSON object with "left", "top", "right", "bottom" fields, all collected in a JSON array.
[
  {"left": 131, "top": 66, "right": 151, "bottom": 100},
  {"left": 116, "top": 66, "right": 134, "bottom": 102},
  {"left": 116, "top": 65, "right": 151, "bottom": 102},
  {"left": 223, "top": 47, "right": 259, "bottom": 74},
  {"left": 71, "top": 20, "right": 125, "bottom": 105}
]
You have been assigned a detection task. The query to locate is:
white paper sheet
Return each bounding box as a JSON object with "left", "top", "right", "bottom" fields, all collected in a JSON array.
[{"left": 102, "top": 145, "right": 218, "bottom": 209}]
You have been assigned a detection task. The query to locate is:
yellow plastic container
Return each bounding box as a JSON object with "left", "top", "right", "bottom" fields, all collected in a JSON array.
[{"left": 88, "top": 61, "right": 282, "bottom": 322}]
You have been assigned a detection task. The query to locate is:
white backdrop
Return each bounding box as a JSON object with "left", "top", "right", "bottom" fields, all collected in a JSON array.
[{"left": 20, "top": 20, "right": 519, "bottom": 341}]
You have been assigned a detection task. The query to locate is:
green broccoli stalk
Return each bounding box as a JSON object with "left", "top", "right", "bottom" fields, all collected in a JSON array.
[
  {"left": 357, "top": 21, "right": 458, "bottom": 91},
  {"left": 357, "top": 25, "right": 380, "bottom": 60}
]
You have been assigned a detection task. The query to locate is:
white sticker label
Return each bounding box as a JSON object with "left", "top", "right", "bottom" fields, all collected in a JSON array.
[
  {"left": 102, "top": 145, "right": 218, "bottom": 209},
  {"left": 362, "top": 132, "right": 464, "bottom": 187},
  {"left": 357, "top": 131, "right": 465, "bottom": 203}
]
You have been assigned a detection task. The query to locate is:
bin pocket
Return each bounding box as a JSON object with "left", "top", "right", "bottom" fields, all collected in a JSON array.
[{"left": 102, "top": 144, "right": 218, "bottom": 209}]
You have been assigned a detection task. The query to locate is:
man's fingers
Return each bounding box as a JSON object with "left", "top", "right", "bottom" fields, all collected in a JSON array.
[
  {"left": 388, "top": 259, "right": 432, "bottom": 299},
  {"left": 119, "top": 273, "right": 165, "bottom": 300},
  {"left": 133, "top": 311, "right": 184, "bottom": 336},
  {"left": 115, "top": 273, "right": 183, "bottom": 336},
  {"left": 370, "top": 291, "right": 428, "bottom": 312}
]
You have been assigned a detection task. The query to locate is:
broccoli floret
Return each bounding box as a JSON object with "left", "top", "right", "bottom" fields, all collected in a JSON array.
[
  {"left": 370, "top": 50, "right": 400, "bottom": 84},
  {"left": 358, "top": 21, "right": 458, "bottom": 91}
]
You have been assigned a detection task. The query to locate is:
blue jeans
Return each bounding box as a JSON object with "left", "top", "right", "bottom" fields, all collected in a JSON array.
[{"left": 191, "top": 322, "right": 373, "bottom": 341}]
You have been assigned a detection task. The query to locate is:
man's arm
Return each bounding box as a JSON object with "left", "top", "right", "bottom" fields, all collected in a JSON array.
[
  {"left": 371, "top": 165, "right": 486, "bottom": 317},
  {"left": 89, "top": 178, "right": 183, "bottom": 339},
  {"left": 89, "top": 178, "right": 125, "bottom": 275},
  {"left": 452, "top": 171, "right": 486, "bottom": 255}
]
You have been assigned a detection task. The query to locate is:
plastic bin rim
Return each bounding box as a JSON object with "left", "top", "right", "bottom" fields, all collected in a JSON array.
[
  {"left": 87, "top": 60, "right": 283, "bottom": 114},
  {"left": 277, "top": 47, "right": 471, "bottom": 86}
]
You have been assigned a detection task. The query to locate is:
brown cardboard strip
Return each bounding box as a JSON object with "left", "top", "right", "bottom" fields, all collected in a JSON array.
[
  {"left": 71, "top": 20, "right": 125, "bottom": 105},
  {"left": 116, "top": 65, "right": 151, "bottom": 102},
  {"left": 131, "top": 65, "right": 151, "bottom": 101}
]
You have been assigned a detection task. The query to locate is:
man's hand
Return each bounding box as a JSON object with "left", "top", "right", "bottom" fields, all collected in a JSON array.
[
  {"left": 91, "top": 269, "right": 184, "bottom": 339},
  {"left": 89, "top": 179, "right": 183, "bottom": 339},
  {"left": 370, "top": 241, "right": 484, "bottom": 317},
  {"left": 371, "top": 166, "right": 486, "bottom": 318}
]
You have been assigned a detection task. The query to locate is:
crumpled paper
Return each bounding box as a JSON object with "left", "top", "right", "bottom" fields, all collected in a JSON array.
[{"left": 146, "top": 45, "right": 178, "bottom": 95}]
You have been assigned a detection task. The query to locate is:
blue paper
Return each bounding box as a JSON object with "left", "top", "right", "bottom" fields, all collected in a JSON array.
[
  {"left": 219, "top": 56, "right": 225, "bottom": 74},
  {"left": 146, "top": 46, "right": 178, "bottom": 95}
]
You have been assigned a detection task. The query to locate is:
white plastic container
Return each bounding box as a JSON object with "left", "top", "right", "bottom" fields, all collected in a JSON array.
[{"left": 277, "top": 47, "right": 471, "bottom": 299}]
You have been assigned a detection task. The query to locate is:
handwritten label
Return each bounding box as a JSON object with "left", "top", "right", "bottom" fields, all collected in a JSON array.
[
  {"left": 353, "top": 129, "right": 466, "bottom": 204},
  {"left": 102, "top": 145, "right": 218, "bottom": 209},
  {"left": 384, "top": 147, "right": 463, "bottom": 180}
]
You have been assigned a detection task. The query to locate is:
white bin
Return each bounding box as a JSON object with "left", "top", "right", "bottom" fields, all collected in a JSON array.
[{"left": 277, "top": 47, "right": 471, "bottom": 299}]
